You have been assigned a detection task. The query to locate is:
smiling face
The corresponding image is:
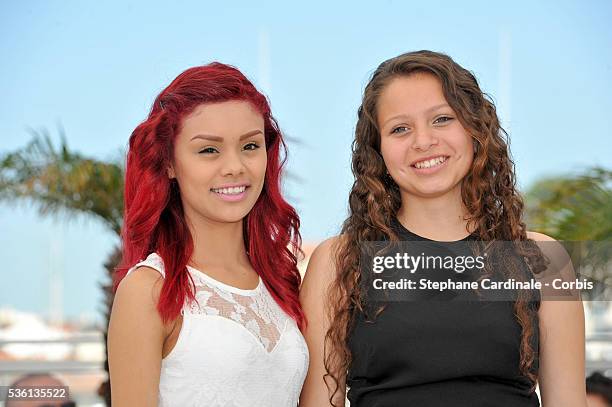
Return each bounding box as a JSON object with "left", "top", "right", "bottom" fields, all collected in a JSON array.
[
  {"left": 378, "top": 73, "right": 474, "bottom": 200},
  {"left": 168, "top": 100, "right": 267, "bottom": 225}
]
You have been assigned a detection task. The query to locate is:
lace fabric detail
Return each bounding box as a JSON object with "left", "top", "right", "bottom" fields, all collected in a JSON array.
[
  {"left": 127, "top": 253, "right": 166, "bottom": 278},
  {"left": 127, "top": 252, "right": 309, "bottom": 407},
  {"left": 186, "top": 275, "right": 286, "bottom": 353},
  {"left": 128, "top": 252, "right": 288, "bottom": 353}
]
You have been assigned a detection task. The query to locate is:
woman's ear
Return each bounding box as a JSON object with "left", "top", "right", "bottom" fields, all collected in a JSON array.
[{"left": 167, "top": 166, "right": 176, "bottom": 179}]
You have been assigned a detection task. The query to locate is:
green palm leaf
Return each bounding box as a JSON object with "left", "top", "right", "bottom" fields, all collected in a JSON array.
[
  {"left": 524, "top": 167, "right": 612, "bottom": 301},
  {"left": 0, "top": 129, "right": 124, "bottom": 234}
]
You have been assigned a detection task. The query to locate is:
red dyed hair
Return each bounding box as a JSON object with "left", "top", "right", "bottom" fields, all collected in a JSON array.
[{"left": 114, "top": 62, "right": 305, "bottom": 329}]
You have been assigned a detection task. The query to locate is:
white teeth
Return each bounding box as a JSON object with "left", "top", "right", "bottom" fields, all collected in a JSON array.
[
  {"left": 212, "top": 186, "right": 247, "bottom": 195},
  {"left": 414, "top": 156, "right": 447, "bottom": 169}
]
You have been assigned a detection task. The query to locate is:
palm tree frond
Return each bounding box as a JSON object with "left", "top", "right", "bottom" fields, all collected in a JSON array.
[{"left": 0, "top": 130, "right": 124, "bottom": 234}]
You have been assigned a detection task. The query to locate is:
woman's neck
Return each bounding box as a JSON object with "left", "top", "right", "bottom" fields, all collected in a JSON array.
[
  {"left": 185, "top": 210, "right": 250, "bottom": 271},
  {"left": 397, "top": 188, "right": 473, "bottom": 241}
]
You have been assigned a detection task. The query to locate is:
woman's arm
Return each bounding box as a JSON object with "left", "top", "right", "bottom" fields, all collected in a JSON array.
[
  {"left": 107, "top": 267, "right": 167, "bottom": 407},
  {"left": 528, "top": 231, "right": 588, "bottom": 407},
  {"left": 299, "top": 237, "right": 346, "bottom": 407}
]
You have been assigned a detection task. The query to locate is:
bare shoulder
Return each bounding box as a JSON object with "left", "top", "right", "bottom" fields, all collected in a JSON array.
[
  {"left": 526, "top": 231, "right": 582, "bottom": 306},
  {"left": 108, "top": 266, "right": 167, "bottom": 405},
  {"left": 302, "top": 235, "right": 343, "bottom": 288},
  {"left": 526, "top": 230, "right": 572, "bottom": 270},
  {"left": 526, "top": 230, "right": 557, "bottom": 241},
  {"left": 111, "top": 266, "right": 167, "bottom": 334},
  {"left": 115, "top": 266, "right": 165, "bottom": 309},
  {"left": 299, "top": 236, "right": 350, "bottom": 405},
  {"left": 310, "top": 235, "right": 342, "bottom": 260},
  {"left": 526, "top": 230, "right": 572, "bottom": 274},
  {"left": 300, "top": 235, "right": 346, "bottom": 314},
  {"left": 526, "top": 230, "right": 569, "bottom": 263},
  {"left": 533, "top": 234, "right": 587, "bottom": 406}
]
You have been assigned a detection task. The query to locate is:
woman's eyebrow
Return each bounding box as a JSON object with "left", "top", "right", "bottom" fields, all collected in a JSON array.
[
  {"left": 381, "top": 103, "right": 451, "bottom": 128},
  {"left": 190, "top": 129, "right": 263, "bottom": 142},
  {"left": 381, "top": 114, "right": 410, "bottom": 128},
  {"left": 191, "top": 134, "right": 223, "bottom": 142},
  {"left": 425, "top": 103, "right": 451, "bottom": 113},
  {"left": 238, "top": 129, "right": 264, "bottom": 140}
]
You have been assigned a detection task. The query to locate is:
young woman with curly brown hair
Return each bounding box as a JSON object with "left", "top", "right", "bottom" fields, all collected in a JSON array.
[{"left": 299, "top": 50, "right": 587, "bottom": 407}]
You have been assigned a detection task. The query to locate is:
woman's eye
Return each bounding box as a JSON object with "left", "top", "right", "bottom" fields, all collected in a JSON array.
[
  {"left": 434, "top": 116, "right": 453, "bottom": 124},
  {"left": 199, "top": 147, "right": 219, "bottom": 154},
  {"left": 243, "top": 142, "right": 260, "bottom": 151},
  {"left": 391, "top": 126, "right": 408, "bottom": 135}
]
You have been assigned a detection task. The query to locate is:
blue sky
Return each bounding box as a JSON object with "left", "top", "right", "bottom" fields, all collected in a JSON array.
[{"left": 1, "top": 0, "right": 611, "bottom": 323}]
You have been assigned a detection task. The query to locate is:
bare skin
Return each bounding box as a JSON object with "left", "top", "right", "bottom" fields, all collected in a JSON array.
[
  {"left": 586, "top": 393, "right": 610, "bottom": 407},
  {"left": 108, "top": 100, "right": 267, "bottom": 406},
  {"left": 299, "top": 74, "right": 587, "bottom": 406},
  {"left": 299, "top": 235, "right": 346, "bottom": 407}
]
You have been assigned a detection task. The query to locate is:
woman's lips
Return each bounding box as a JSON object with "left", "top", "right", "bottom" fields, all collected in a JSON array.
[
  {"left": 410, "top": 155, "right": 449, "bottom": 174},
  {"left": 210, "top": 185, "right": 249, "bottom": 202}
]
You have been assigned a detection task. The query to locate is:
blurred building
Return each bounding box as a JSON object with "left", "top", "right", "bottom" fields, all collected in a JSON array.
[{"left": 0, "top": 308, "right": 105, "bottom": 407}]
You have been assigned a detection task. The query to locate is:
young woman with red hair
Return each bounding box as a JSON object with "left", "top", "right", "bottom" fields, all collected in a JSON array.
[{"left": 108, "top": 63, "right": 308, "bottom": 406}]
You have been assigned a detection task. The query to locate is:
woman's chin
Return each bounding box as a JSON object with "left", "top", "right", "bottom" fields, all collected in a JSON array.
[
  {"left": 405, "top": 183, "right": 459, "bottom": 199},
  {"left": 201, "top": 205, "right": 253, "bottom": 224}
]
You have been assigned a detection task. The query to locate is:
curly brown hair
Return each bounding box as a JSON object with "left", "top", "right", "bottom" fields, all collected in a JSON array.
[{"left": 323, "top": 50, "right": 546, "bottom": 405}]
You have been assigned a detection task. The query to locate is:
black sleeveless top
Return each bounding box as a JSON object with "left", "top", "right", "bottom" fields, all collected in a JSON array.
[{"left": 346, "top": 219, "right": 540, "bottom": 406}]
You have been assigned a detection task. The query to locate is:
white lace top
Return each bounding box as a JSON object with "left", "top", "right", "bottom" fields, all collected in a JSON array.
[{"left": 125, "top": 253, "right": 309, "bottom": 407}]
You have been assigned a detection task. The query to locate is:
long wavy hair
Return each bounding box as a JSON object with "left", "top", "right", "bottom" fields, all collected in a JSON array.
[
  {"left": 113, "top": 62, "right": 304, "bottom": 330},
  {"left": 324, "top": 50, "right": 545, "bottom": 404}
]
